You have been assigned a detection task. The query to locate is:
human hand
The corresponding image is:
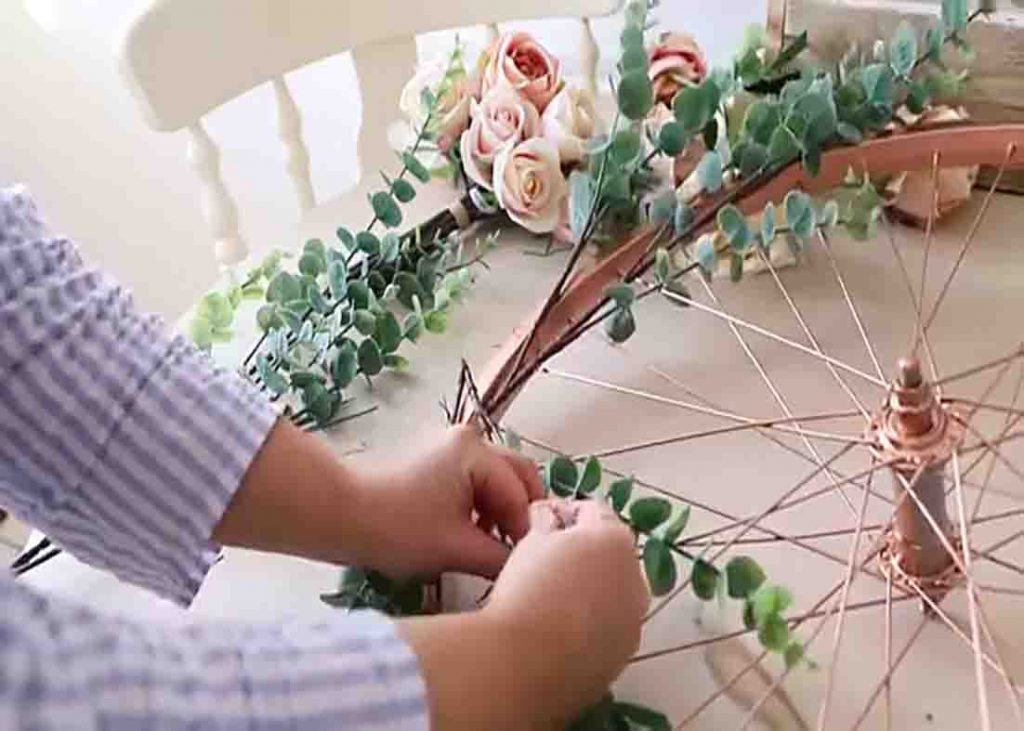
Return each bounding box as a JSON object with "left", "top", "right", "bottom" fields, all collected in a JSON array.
[
  {"left": 354, "top": 424, "right": 545, "bottom": 579},
  {"left": 484, "top": 499, "right": 649, "bottom": 725}
]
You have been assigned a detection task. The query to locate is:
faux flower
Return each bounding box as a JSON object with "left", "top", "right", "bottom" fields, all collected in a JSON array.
[
  {"left": 482, "top": 31, "right": 563, "bottom": 112},
  {"left": 460, "top": 85, "right": 541, "bottom": 190},
  {"left": 649, "top": 32, "right": 708, "bottom": 107},
  {"left": 494, "top": 137, "right": 568, "bottom": 234},
  {"left": 399, "top": 59, "right": 474, "bottom": 153},
  {"left": 541, "top": 86, "right": 598, "bottom": 165}
]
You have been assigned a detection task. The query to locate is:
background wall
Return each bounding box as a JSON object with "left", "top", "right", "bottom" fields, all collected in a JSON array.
[{"left": 2, "top": 0, "right": 766, "bottom": 318}]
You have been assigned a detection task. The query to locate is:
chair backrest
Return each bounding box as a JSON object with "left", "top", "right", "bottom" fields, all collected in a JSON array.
[{"left": 118, "top": 0, "right": 621, "bottom": 267}]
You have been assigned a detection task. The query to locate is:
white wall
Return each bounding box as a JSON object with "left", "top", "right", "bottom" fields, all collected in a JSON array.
[{"left": 2, "top": 0, "right": 765, "bottom": 318}]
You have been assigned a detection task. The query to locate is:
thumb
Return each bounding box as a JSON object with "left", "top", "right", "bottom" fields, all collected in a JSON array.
[
  {"left": 529, "top": 499, "right": 577, "bottom": 534},
  {"left": 446, "top": 527, "right": 511, "bottom": 579}
]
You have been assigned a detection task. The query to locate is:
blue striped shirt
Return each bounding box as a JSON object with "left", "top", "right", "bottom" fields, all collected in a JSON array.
[{"left": 0, "top": 185, "right": 428, "bottom": 730}]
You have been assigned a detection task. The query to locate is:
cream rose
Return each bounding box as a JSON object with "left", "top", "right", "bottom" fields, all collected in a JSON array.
[
  {"left": 541, "top": 86, "right": 598, "bottom": 165},
  {"left": 460, "top": 85, "right": 540, "bottom": 190},
  {"left": 649, "top": 32, "right": 708, "bottom": 107},
  {"left": 493, "top": 137, "right": 568, "bottom": 234},
  {"left": 482, "top": 31, "right": 563, "bottom": 112},
  {"left": 399, "top": 59, "right": 474, "bottom": 153}
]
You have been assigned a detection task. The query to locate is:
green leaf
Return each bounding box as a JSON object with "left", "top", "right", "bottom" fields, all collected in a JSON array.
[
  {"left": 643, "top": 539, "right": 677, "bottom": 596},
  {"left": 611, "top": 129, "right": 642, "bottom": 165},
  {"left": 907, "top": 79, "right": 929, "bottom": 114},
  {"left": 890, "top": 21, "right": 918, "bottom": 77},
  {"left": 743, "top": 600, "right": 757, "bottom": 630},
  {"left": 605, "top": 283, "right": 635, "bottom": 307},
  {"left": 784, "top": 190, "right": 815, "bottom": 239},
  {"left": 655, "top": 248, "right": 671, "bottom": 284},
  {"left": 380, "top": 232, "right": 401, "bottom": 264},
  {"left": 673, "top": 81, "right": 717, "bottom": 133},
  {"left": 545, "top": 456, "right": 579, "bottom": 497},
  {"left": 402, "top": 312, "right": 423, "bottom": 342},
  {"left": 424, "top": 310, "right": 448, "bottom": 334},
  {"left": 845, "top": 178, "right": 884, "bottom": 240},
  {"left": 189, "top": 315, "right": 213, "bottom": 349},
  {"left": 335, "top": 226, "right": 355, "bottom": 249},
  {"left": 332, "top": 340, "right": 358, "bottom": 388},
  {"left": 298, "top": 252, "right": 323, "bottom": 277},
  {"left": 691, "top": 559, "right": 720, "bottom": 600},
  {"left": 198, "top": 291, "right": 234, "bottom": 330},
  {"left": 758, "top": 613, "right": 790, "bottom": 651},
  {"left": 605, "top": 306, "right": 636, "bottom": 343},
  {"left": 742, "top": 101, "right": 782, "bottom": 146},
  {"left": 629, "top": 497, "right": 672, "bottom": 532},
  {"left": 751, "top": 584, "right": 794, "bottom": 626},
  {"left": 621, "top": 24, "right": 645, "bottom": 50},
  {"left": 729, "top": 252, "right": 744, "bottom": 282},
  {"left": 648, "top": 191, "right": 676, "bottom": 225},
  {"left": 348, "top": 280, "right": 371, "bottom": 310},
  {"left": 383, "top": 353, "right": 409, "bottom": 369},
  {"left": 657, "top": 121, "right": 687, "bottom": 156},
  {"left": 769, "top": 30, "right": 807, "bottom": 71},
  {"left": 725, "top": 556, "right": 767, "bottom": 599},
  {"left": 861, "top": 64, "right": 894, "bottom": 106},
  {"left": 621, "top": 44, "right": 648, "bottom": 71},
  {"left": 717, "top": 205, "right": 752, "bottom": 253},
  {"left": 674, "top": 204, "right": 694, "bottom": 236},
  {"left": 697, "top": 151, "right": 723, "bottom": 193},
  {"left": 371, "top": 191, "right": 402, "bottom": 228},
  {"left": 760, "top": 202, "right": 777, "bottom": 246},
  {"left": 356, "top": 231, "right": 380, "bottom": 256},
  {"left": 739, "top": 142, "right": 768, "bottom": 178},
  {"left": 942, "top": 0, "right": 968, "bottom": 33},
  {"left": 702, "top": 117, "right": 719, "bottom": 151},
  {"left": 391, "top": 178, "right": 416, "bottom": 203},
  {"left": 662, "top": 505, "right": 691, "bottom": 544},
  {"left": 768, "top": 124, "right": 801, "bottom": 166},
  {"left": 695, "top": 234, "right": 717, "bottom": 279},
  {"left": 357, "top": 337, "right": 383, "bottom": 376},
  {"left": 266, "top": 271, "right": 301, "bottom": 303},
  {"left": 607, "top": 476, "right": 635, "bottom": 513},
  {"left": 257, "top": 358, "right": 289, "bottom": 396},
  {"left": 925, "top": 26, "right": 944, "bottom": 62},
  {"left": 323, "top": 260, "right": 346, "bottom": 301},
  {"left": 308, "top": 286, "right": 330, "bottom": 314},
  {"left": 375, "top": 310, "right": 403, "bottom": 353},
  {"left": 256, "top": 304, "right": 284, "bottom": 331},
  {"left": 353, "top": 309, "right": 376, "bottom": 335},
  {"left": 569, "top": 170, "right": 596, "bottom": 240},
  {"left": 617, "top": 70, "right": 654, "bottom": 121},
  {"left": 802, "top": 145, "right": 822, "bottom": 176},
  {"left": 402, "top": 151, "right": 431, "bottom": 183},
  {"left": 836, "top": 121, "right": 863, "bottom": 144},
  {"left": 577, "top": 456, "right": 602, "bottom": 495},
  {"left": 613, "top": 702, "right": 671, "bottom": 731},
  {"left": 792, "top": 90, "right": 837, "bottom": 147},
  {"left": 784, "top": 641, "right": 804, "bottom": 669}
]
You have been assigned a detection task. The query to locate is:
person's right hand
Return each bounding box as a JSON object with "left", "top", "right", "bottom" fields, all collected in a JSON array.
[{"left": 484, "top": 499, "right": 649, "bottom": 725}]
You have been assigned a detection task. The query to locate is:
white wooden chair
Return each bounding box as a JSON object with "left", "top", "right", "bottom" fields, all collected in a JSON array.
[{"left": 117, "top": 0, "right": 622, "bottom": 268}]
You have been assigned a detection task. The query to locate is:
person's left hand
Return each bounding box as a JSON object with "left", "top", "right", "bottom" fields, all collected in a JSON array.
[{"left": 354, "top": 424, "right": 545, "bottom": 579}]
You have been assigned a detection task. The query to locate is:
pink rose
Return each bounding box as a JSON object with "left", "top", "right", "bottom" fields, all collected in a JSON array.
[
  {"left": 482, "top": 31, "right": 563, "bottom": 113},
  {"left": 541, "top": 86, "right": 598, "bottom": 165},
  {"left": 460, "top": 85, "right": 540, "bottom": 190},
  {"left": 649, "top": 32, "right": 708, "bottom": 107},
  {"left": 493, "top": 137, "right": 568, "bottom": 234}
]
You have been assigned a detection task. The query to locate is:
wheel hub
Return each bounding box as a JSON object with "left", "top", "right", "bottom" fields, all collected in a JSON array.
[{"left": 868, "top": 358, "right": 966, "bottom": 597}]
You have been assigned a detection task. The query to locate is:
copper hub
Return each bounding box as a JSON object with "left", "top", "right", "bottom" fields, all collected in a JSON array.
[{"left": 868, "top": 358, "right": 966, "bottom": 598}]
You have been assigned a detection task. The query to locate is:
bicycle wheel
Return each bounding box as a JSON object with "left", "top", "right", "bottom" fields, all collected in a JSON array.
[{"left": 469, "top": 124, "right": 1024, "bottom": 729}]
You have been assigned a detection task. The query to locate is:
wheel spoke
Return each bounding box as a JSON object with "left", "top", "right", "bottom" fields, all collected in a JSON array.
[
  {"left": 852, "top": 616, "right": 930, "bottom": 730},
  {"left": 951, "top": 451, "right": 994, "bottom": 731},
  {"left": 816, "top": 459, "right": 878, "bottom": 730},
  {"left": 661, "top": 288, "right": 887, "bottom": 388},
  {"left": 816, "top": 228, "right": 886, "bottom": 381},
  {"left": 935, "top": 345, "right": 1024, "bottom": 388},
  {"left": 910, "top": 151, "right": 942, "bottom": 373},
  {"left": 884, "top": 569, "right": 894, "bottom": 731},
  {"left": 923, "top": 143, "right": 1018, "bottom": 335},
  {"left": 757, "top": 247, "right": 871, "bottom": 418}
]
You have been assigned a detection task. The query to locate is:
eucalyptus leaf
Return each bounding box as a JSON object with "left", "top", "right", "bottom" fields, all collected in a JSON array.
[
  {"left": 629, "top": 497, "right": 672, "bottom": 532},
  {"left": 577, "top": 456, "right": 602, "bottom": 495},
  {"left": 725, "top": 556, "right": 767, "bottom": 599},
  {"left": 662, "top": 505, "right": 691, "bottom": 544},
  {"left": 607, "top": 476, "right": 635, "bottom": 513},
  {"left": 266, "top": 271, "right": 301, "bottom": 303},
  {"left": 332, "top": 340, "right": 358, "bottom": 388},
  {"left": 643, "top": 539, "right": 677, "bottom": 596},
  {"left": 356, "top": 231, "right": 380, "bottom": 256},
  {"left": 424, "top": 310, "right": 448, "bottom": 334},
  {"left": 717, "top": 205, "right": 752, "bottom": 252},
  {"left": 758, "top": 614, "right": 791, "bottom": 651},
  {"left": 545, "top": 457, "right": 579, "bottom": 497},
  {"left": 691, "top": 559, "right": 720, "bottom": 600},
  {"left": 402, "top": 312, "right": 423, "bottom": 342},
  {"left": 655, "top": 248, "right": 671, "bottom": 284},
  {"left": 349, "top": 280, "right": 371, "bottom": 310},
  {"left": 729, "top": 252, "right": 744, "bottom": 282},
  {"left": 357, "top": 337, "right": 384, "bottom": 376},
  {"left": 605, "top": 283, "right": 636, "bottom": 307},
  {"left": 605, "top": 306, "right": 636, "bottom": 343},
  {"left": 569, "top": 170, "right": 596, "bottom": 240},
  {"left": 610, "top": 129, "right": 642, "bottom": 164},
  {"left": 375, "top": 310, "right": 403, "bottom": 353},
  {"left": 836, "top": 121, "right": 864, "bottom": 144},
  {"left": 784, "top": 190, "right": 815, "bottom": 239},
  {"left": 354, "top": 309, "right": 377, "bottom": 336},
  {"left": 613, "top": 702, "right": 671, "bottom": 731},
  {"left": 695, "top": 234, "right": 718, "bottom": 279},
  {"left": 657, "top": 121, "right": 687, "bottom": 156},
  {"left": 674, "top": 203, "right": 694, "bottom": 236},
  {"left": 696, "top": 151, "right": 723, "bottom": 193},
  {"left": 760, "top": 202, "right": 777, "bottom": 246},
  {"left": 890, "top": 21, "right": 918, "bottom": 76},
  {"left": 402, "top": 152, "right": 431, "bottom": 183},
  {"left": 380, "top": 232, "right": 401, "bottom": 264},
  {"left": 617, "top": 70, "right": 655, "bottom": 120},
  {"left": 751, "top": 584, "right": 794, "bottom": 626},
  {"left": 784, "top": 641, "right": 805, "bottom": 668},
  {"left": 391, "top": 178, "right": 416, "bottom": 203},
  {"left": 768, "top": 124, "right": 801, "bottom": 167}
]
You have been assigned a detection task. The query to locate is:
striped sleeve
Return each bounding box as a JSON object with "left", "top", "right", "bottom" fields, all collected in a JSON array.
[
  {"left": 0, "top": 575, "right": 429, "bottom": 731},
  {"left": 0, "top": 184, "right": 278, "bottom": 606}
]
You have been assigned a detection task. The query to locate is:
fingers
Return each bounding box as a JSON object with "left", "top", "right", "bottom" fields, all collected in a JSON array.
[
  {"left": 470, "top": 453, "right": 532, "bottom": 541},
  {"left": 491, "top": 444, "right": 546, "bottom": 501},
  {"left": 528, "top": 500, "right": 564, "bottom": 533},
  {"left": 448, "top": 527, "right": 511, "bottom": 579}
]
